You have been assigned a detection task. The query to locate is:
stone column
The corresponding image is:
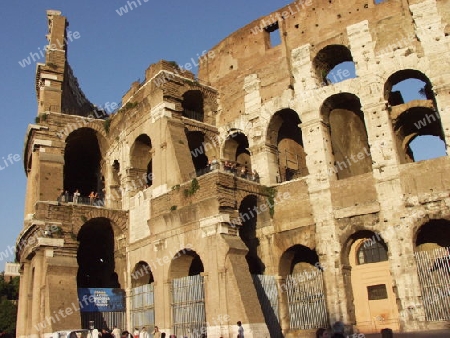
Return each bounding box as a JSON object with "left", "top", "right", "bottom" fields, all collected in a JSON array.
[
  {"left": 16, "top": 262, "right": 31, "bottom": 338},
  {"left": 30, "top": 251, "right": 44, "bottom": 338}
]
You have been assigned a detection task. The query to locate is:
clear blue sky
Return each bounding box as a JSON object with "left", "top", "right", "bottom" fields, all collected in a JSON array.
[{"left": 0, "top": 1, "right": 444, "bottom": 271}]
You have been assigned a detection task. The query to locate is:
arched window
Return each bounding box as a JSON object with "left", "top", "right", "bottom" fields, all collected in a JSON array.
[{"left": 357, "top": 241, "right": 388, "bottom": 264}]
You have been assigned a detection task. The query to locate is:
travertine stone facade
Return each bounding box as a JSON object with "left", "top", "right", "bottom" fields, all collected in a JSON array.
[{"left": 17, "top": 1, "right": 450, "bottom": 337}]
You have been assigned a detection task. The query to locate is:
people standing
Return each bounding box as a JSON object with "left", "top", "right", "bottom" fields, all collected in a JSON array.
[
  {"left": 73, "top": 189, "right": 80, "bottom": 204},
  {"left": 112, "top": 325, "right": 121, "bottom": 338},
  {"left": 237, "top": 321, "right": 244, "bottom": 338},
  {"left": 64, "top": 190, "right": 69, "bottom": 202},
  {"left": 152, "top": 326, "right": 161, "bottom": 338},
  {"left": 139, "top": 327, "right": 148, "bottom": 338},
  {"left": 89, "top": 191, "right": 97, "bottom": 205},
  {"left": 133, "top": 328, "right": 140, "bottom": 338}
]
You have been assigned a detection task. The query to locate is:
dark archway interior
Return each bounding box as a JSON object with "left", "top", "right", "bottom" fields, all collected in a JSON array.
[
  {"left": 224, "top": 131, "right": 251, "bottom": 169},
  {"left": 268, "top": 109, "right": 308, "bottom": 181},
  {"left": 186, "top": 130, "right": 208, "bottom": 172},
  {"left": 416, "top": 219, "right": 450, "bottom": 247},
  {"left": 239, "top": 195, "right": 265, "bottom": 274},
  {"left": 169, "top": 250, "right": 204, "bottom": 279},
  {"left": 279, "top": 244, "right": 320, "bottom": 276},
  {"left": 233, "top": 133, "right": 250, "bottom": 159},
  {"left": 313, "top": 45, "right": 355, "bottom": 84},
  {"left": 182, "top": 90, "right": 204, "bottom": 122},
  {"left": 188, "top": 254, "right": 204, "bottom": 276},
  {"left": 64, "top": 128, "right": 102, "bottom": 196},
  {"left": 77, "top": 218, "right": 120, "bottom": 288},
  {"left": 147, "top": 160, "right": 153, "bottom": 186},
  {"left": 130, "top": 134, "right": 153, "bottom": 188},
  {"left": 131, "top": 261, "right": 154, "bottom": 288},
  {"left": 321, "top": 93, "right": 372, "bottom": 179}
]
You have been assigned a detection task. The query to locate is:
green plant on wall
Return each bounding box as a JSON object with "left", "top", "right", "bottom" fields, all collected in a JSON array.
[
  {"left": 170, "top": 205, "right": 177, "bottom": 211},
  {"left": 103, "top": 118, "right": 111, "bottom": 134},
  {"left": 262, "top": 186, "right": 277, "bottom": 218},
  {"left": 184, "top": 178, "right": 200, "bottom": 197}
]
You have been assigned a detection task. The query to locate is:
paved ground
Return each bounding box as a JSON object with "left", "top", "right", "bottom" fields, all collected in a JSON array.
[{"left": 364, "top": 330, "right": 450, "bottom": 337}]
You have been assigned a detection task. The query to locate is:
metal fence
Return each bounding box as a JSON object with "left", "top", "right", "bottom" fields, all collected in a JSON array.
[
  {"left": 252, "top": 275, "right": 283, "bottom": 338},
  {"left": 414, "top": 247, "right": 450, "bottom": 321},
  {"left": 130, "top": 284, "right": 155, "bottom": 332},
  {"left": 286, "top": 270, "right": 328, "bottom": 330},
  {"left": 81, "top": 312, "right": 125, "bottom": 331},
  {"left": 172, "top": 275, "right": 206, "bottom": 337}
]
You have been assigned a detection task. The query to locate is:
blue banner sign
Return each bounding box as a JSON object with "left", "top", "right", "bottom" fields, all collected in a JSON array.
[{"left": 77, "top": 288, "right": 126, "bottom": 312}]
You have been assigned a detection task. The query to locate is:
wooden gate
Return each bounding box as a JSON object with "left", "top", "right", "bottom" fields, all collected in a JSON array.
[
  {"left": 252, "top": 275, "right": 282, "bottom": 338},
  {"left": 414, "top": 247, "right": 450, "bottom": 321},
  {"left": 172, "top": 275, "right": 206, "bottom": 337},
  {"left": 130, "top": 284, "right": 155, "bottom": 331},
  {"left": 286, "top": 270, "right": 328, "bottom": 330}
]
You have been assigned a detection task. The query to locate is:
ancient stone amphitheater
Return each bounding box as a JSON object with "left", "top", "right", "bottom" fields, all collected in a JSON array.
[{"left": 16, "top": 1, "right": 450, "bottom": 337}]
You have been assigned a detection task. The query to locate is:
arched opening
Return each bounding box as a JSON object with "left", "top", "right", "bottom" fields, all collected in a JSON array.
[
  {"left": 321, "top": 93, "right": 372, "bottom": 179},
  {"left": 393, "top": 107, "right": 446, "bottom": 163},
  {"left": 267, "top": 109, "right": 308, "bottom": 183},
  {"left": 414, "top": 219, "right": 450, "bottom": 321},
  {"left": 130, "top": 262, "right": 155, "bottom": 333},
  {"left": 278, "top": 245, "right": 327, "bottom": 331},
  {"left": 182, "top": 90, "right": 204, "bottom": 122},
  {"left": 169, "top": 249, "right": 206, "bottom": 337},
  {"left": 313, "top": 45, "right": 356, "bottom": 85},
  {"left": 77, "top": 218, "right": 119, "bottom": 288},
  {"left": 77, "top": 218, "right": 125, "bottom": 330},
  {"left": 223, "top": 131, "right": 253, "bottom": 178},
  {"left": 130, "top": 134, "right": 153, "bottom": 191},
  {"left": 186, "top": 130, "right": 212, "bottom": 176},
  {"left": 345, "top": 231, "right": 398, "bottom": 333},
  {"left": 416, "top": 219, "right": 450, "bottom": 250},
  {"left": 239, "top": 195, "right": 264, "bottom": 274},
  {"left": 384, "top": 69, "right": 434, "bottom": 106},
  {"left": 64, "top": 128, "right": 103, "bottom": 204}
]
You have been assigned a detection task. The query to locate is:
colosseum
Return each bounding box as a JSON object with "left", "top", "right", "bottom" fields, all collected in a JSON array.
[{"left": 16, "top": 1, "right": 450, "bottom": 337}]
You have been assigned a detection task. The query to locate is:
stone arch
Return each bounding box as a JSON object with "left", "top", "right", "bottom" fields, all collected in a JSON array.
[
  {"left": 278, "top": 244, "right": 321, "bottom": 277},
  {"left": 168, "top": 249, "right": 204, "bottom": 280},
  {"left": 76, "top": 217, "right": 121, "bottom": 288},
  {"left": 64, "top": 127, "right": 107, "bottom": 201},
  {"left": 393, "top": 106, "right": 446, "bottom": 163},
  {"left": 385, "top": 70, "right": 446, "bottom": 163},
  {"left": 343, "top": 230, "right": 399, "bottom": 333},
  {"left": 321, "top": 93, "right": 372, "bottom": 179},
  {"left": 60, "top": 120, "right": 109, "bottom": 153},
  {"left": 131, "top": 261, "right": 154, "bottom": 288},
  {"left": 414, "top": 218, "right": 450, "bottom": 251},
  {"left": 384, "top": 69, "right": 434, "bottom": 106},
  {"left": 312, "top": 44, "right": 356, "bottom": 85},
  {"left": 72, "top": 209, "right": 128, "bottom": 235},
  {"left": 223, "top": 130, "right": 252, "bottom": 171},
  {"left": 130, "top": 261, "right": 155, "bottom": 331},
  {"left": 129, "top": 134, "right": 153, "bottom": 188},
  {"left": 266, "top": 108, "right": 308, "bottom": 182},
  {"left": 277, "top": 244, "right": 327, "bottom": 332}
]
